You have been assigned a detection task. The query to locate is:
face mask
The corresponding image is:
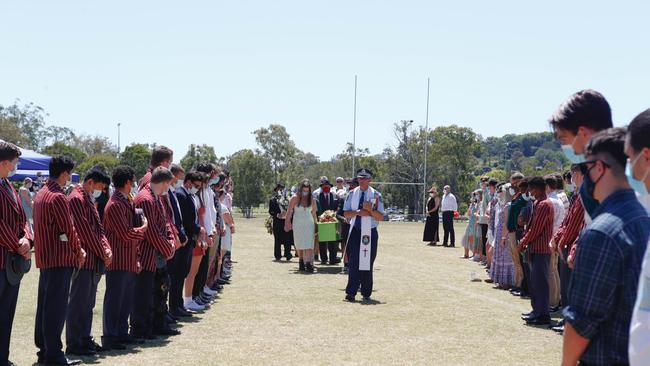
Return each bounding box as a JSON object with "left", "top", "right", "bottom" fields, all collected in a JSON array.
[
  {"left": 561, "top": 135, "right": 586, "bottom": 164},
  {"left": 566, "top": 183, "right": 575, "bottom": 193},
  {"left": 160, "top": 190, "right": 168, "bottom": 196},
  {"left": 188, "top": 187, "right": 199, "bottom": 195},
  {"left": 522, "top": 192, "right": 532, "bottom": 201},
  {"left": 92, "top": 189, "right": 103, "bottom": 198},
  {"left": 209, "top": 178, "right": 220, "bottom": 187},
  {"left": 508, "top": 187, "right": 516, "bottom": 196},
  {"left": 579, "top": 170, "right": 600, "bottom": 219},
  {"left": 626, "top": 154, "right": 649, "bottom": 197},
  {"left": 323, "top": 186, "right": 331, "bottom": 193},
  {"left": 173, "top": 181, "right": 183, "bottom": 189},
  {"left": 301, "top": 191, "right": 309, "bottom": 197},
  {"left": 7, "top": 163, "right": 17, "bottom": 177}
]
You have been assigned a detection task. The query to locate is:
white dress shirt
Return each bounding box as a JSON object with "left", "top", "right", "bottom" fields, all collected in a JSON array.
[{"left": 441, "top": 193, "right": 458, "bottom": 212}]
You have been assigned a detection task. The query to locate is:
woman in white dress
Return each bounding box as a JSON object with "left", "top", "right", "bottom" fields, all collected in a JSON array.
[{"left": 285, "top": 180, "right": 318, "bottom": 273}]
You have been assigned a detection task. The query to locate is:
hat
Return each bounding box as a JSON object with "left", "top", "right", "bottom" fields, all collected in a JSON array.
[
  {"left": 356, "top": 168, "right": 373, "bottom": 179},
  {"left": 335, "top": 177, "right": 344, "bottom": 183},
  {"left": 319, "top": 179, "right": 332, "bottom": 187},
  {"left": 5, "top": 253, "right": 31, "bottom": 285},
  {"left": 319, "top": 176, "right": 329, "bottom": 185}
]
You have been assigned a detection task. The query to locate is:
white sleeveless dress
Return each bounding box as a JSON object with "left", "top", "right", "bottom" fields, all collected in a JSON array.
[{"left": 292, "top": 203, "right": 315, "bottom": 250}]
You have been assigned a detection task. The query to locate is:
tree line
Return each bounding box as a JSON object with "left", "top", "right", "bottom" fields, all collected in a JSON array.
[{"left": 1, "top": 101, "right": 568, "bottom": 215}]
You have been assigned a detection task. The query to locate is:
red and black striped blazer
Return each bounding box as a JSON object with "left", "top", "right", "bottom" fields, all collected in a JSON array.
[
  {"left": 134, "top": 185, "right": 175, "bottom": 272},
  {"left": 138, "top": 170, "right": 152, "bottom": 191},
  {"left": 69, "top": 185, "right": 111, "bottom": 271},
  {"left": 0, "top": 178, "right": 30, "bottom": 270},
  {"left": 103, "top": 190, "right": 145, "bottom": 273},
  {"left": 520, "top": 196, "right": 554, "bottom": 254},
  {"left": 138, "top": 170, "right": 178, "bottom": 239},
  {"left": 33, "top": 180, "right": 82, "bottom": 269}
]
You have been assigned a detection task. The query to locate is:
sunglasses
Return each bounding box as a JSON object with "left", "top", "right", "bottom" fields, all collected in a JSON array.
[{"left": 577, "top": 160, "right": 610, "bottom": 175}]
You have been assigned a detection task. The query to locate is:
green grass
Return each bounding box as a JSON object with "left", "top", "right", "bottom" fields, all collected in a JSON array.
[{"left": 9, "top": 218, "right": 560, "bottom": 365}]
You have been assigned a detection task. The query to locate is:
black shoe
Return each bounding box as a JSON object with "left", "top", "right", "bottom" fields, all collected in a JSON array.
[
  {"left": 521, "top": 311, "right": 534, "bottom": 317},
  {"left": 362, "top": 296, "right": 371, "bottom": 302},
  {"left": 210, "top": 283, "right": 224, "bottom": 292},
  {"left": 320, "top": 260, "right": 328, "bottom": 265},
  {"left": 86, "top": 338, "right": 105, "bottom": 353},
  {"left": 216, "top": 278, "right": 230, "bottom": 285},
  {"left": 285, "top": 254, "right": 293, "bottom": 261},
  {"left": 171, "top": 308, "right": 193, "bottom": 318},
  {"left": 155, "top": 327, "right": 181, "bottom": 336},
  {"left": 330, "top": 258, "right": 341, "bottom": 265},
  {"left": 345, "top": 295, "right": 355, "bottom": 302},
  {"left": 44, "top": 356, "right": 83, "bottom": 366},
  {"left": 525, "top": 316, "right": 551, "bottom": 326},
  {"left": 521, "top": 313, "right": 536, "bottom": 321},
  {"left": 306, "top": 264, "right": 314, "bottom": 273},
  {"left": 551, "top": 325, "right": 565, "bottom": 333},
  {"left": 299, "top": 260, "right": 305, "bottom": 272},
  {"left": 165, "top": 313, "right": 177, "bottom": 324},
  {"left": 442, "top": 243, "right": 449, "bottom": 247},
  {"left": 549, "top": 306, "right": 560, "bottom": 313},
  {"left": 274, "top": 257, "right": 282, "bottom": 261},
  {"left": 449, "top": 244, "right": 456, "bottom": 248},
  {"left": 65, "top": 346, "right": 96, "bottom": 356},
  {"left": 119, "top": 334, "right": 145, "bottom": 345}
]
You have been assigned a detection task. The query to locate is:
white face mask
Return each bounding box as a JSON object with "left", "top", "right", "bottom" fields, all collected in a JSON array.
[
  {"left": 566, "top": 183, "right": 575, "bottom": 193},
  {"left": 173, "top": 181, "right": 183, "bottom": 189},
  {"left": 188, "top": 187, "right": 199, "bottom": 195},
  {"left": 508, "top": 187, "right": 516, "bottom": 196},
  {"left": 92, "top": 189, "right": 103, "bottom": 198}
]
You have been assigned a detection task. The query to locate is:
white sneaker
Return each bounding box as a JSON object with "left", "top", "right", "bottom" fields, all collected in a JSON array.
[
  {"left": 203, "top": 286, "right": 218, "bottom": 296},
  {"left": 184, "top": 299, "right": 205, "bottom": 312}
]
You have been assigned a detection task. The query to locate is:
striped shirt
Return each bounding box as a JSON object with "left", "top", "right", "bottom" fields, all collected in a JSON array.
[
  {"left": 103, "top": 190, "right": 145, "bottom": 273},
  {"left": 33, "top": 179, "right": 82, "bottom": 269},
  {"left": 0, "top": 178, "right": 29, "bottom": 270},
  {"left": 134, "top": 185, "right": 175, "bottom": 272},
  {"left": 69, "top": 185, "right": 111, "bottom": 271},
  {"left": 553, "top": 194, "right": 584, "bottom": 251},
  {"left": 519, "top": 196, "right": 554, "bottom": 254}
]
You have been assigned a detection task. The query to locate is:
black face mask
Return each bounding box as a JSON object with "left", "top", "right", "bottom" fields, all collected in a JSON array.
[{"left": 579, "top": 162, "right": 605, "bottom": 219}]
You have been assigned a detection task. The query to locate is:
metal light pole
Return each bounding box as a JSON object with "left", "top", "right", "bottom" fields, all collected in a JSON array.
[
  {"left": 117, "top": 122, "right": 121, "bottom": 155},
  {"left": 352, "top": 75, "right": 358, "bottom": 177},
  {"left": 423, "top": 77, "right": 430, "bottom": 216}
]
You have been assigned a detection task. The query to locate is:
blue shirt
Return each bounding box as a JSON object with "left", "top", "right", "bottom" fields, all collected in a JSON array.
[
  {"left": 563, "top": 189, "right": 650, "bottom": 365},
  {"left": 343, "top": 187, "right": 385, "bottom": 229}
]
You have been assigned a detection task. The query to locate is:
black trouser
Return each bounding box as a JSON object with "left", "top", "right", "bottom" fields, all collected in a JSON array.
[
  {"left": 520, "top": 251, "right": 531, "bottom": 295},
  {"left": 346, "top": 227, "right": 378, "bottom": 298},
  {"left": 0, "top": 269, "right": 20, "bottom": 365},
  {"left": 559, "top": 247, "right": 572, "bottom": 308},
  {"left": 35, "top": 267, "right": 73, "bottom": 361},
  {"left": 319, "top": 241, "right": 338, "bottom": 263},
  {"left": 273, "top": 220, "right": 292, "bottom": 259},
  {"left": 103, "top": 270, "right": 135, "bottom": 344},
  {"left": 530, "top": 253, "right": 550, "bottom": 318},
  {"left": 193, "top": 250, "right": 210, "bottom": 297},
  {"left": 153, "top": 266, "right": 171, "bottom": 331},
  {"left": 442, "top": 211, "right": 455, "bottom": 246},
  {"left": 66, "top": 269, "right": 98, "bottom": 350},
  {"left": 169, "top": 241, "right": 194, "bottom": 312},
  {"left": 479, "top": 224, "right": 488, "bottom": 255},
  {"left": 130, "top": 270, "right": 154, "bottom": 337}
]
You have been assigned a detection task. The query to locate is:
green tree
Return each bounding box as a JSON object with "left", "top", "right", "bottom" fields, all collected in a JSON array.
[
  {"left": 0, "top": 101, "right": 49, "bottom": 150},
  {"left": 227, "top": 149, "right": 274, "bottom": 216},
  {"left": 180, "top": 144, "right": 218, "bottom": 170},
  {"left": 119, "top": 143, "right": 151, "bottom": 178},
  {"left": 42, "top": 142, "right": 88, "bottom": 166},
  {"left": 253, "top": 124, "right": 300, "bottom": 183},
  {"left": 72, "top": 134, "right": 117, "bottom": 157},
  {"left": 76, "top": 154, "right": 120, "bottom": 176}
]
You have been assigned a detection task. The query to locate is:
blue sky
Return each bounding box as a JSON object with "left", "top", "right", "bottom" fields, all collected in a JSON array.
[{"left": 1, "top": 1, "right": 648, "bottom": 161}]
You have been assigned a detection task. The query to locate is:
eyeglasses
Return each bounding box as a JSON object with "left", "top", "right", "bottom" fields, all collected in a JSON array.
[{"left": 577, "top": 159, "right": 610, "bottom": 175}]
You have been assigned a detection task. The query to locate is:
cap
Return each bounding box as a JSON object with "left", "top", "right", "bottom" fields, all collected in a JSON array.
[
  {"left": 5, "top": 253, "right": 31, "bottom": 286},
  {"left": 356, "top": 168, "right": 373, "bottom": 179}
]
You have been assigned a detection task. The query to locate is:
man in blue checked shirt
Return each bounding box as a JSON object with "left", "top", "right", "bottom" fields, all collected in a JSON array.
[{"left": 562, "top": 128, "right": 650, "bottom": 366}]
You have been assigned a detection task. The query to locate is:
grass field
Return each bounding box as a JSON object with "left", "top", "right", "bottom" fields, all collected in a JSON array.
[{"left": 9, "top": 218, "right": 561, "bottom": 365}]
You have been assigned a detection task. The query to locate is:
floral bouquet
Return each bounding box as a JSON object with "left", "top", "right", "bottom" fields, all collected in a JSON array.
[
  {"left": 264, "top": 216, "right": 273, "bottom": 235},
  {"left": 318, "top": 210, "right": 338, "bottom": 223}
]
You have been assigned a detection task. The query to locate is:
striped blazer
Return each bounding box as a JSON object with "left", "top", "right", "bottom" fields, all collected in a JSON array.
[
  {"left": 134, "top": 185, "right": 175, "bottom": 272},
  {"left": 0, "top": 178, "right": 30, "bottom": 270},
  {"left": 104, "top": 190, "right": 146, "bottom": 272},
  {"left": 33, "top": 180, "right": 82, "bottom": 269},
  {"left": 69, "top": 185, "right": 111, "bottom": 271}
]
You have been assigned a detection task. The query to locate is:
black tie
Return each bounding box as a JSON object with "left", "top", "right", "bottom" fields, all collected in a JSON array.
[{"left": 354, "top": 191, "right": 366, "bottom": 229}]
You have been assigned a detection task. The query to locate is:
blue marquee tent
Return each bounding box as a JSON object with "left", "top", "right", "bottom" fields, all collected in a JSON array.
[{"left": 1, "top": 140, "right": 80, "bottom": 183}]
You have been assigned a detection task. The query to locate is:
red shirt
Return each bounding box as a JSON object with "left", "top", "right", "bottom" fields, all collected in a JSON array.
[
  {"left": 552, "top": 194, "right": 585, "bottom": 252},
  {"left": 519, "top": 196, "right": 554, "bottom": 254},
  {"left": 0, "top": 178, "right": 30, "bottom": 270},
  {"left": 134, "top": 186, "right": 175, "bottom": 272},
  {"left": 103, "top": 190, "right": 145, "bottom": 273},
  {"left": 33, "top": 180, "right": 82, "bottom": 269},
  {"left": 69, "top": 185, "right": 111, "bottom": 271}
]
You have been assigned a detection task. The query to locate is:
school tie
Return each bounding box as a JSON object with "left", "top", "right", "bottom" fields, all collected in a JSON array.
[{"left": 354, "top": 191, "right": 365, "bottom": 229}]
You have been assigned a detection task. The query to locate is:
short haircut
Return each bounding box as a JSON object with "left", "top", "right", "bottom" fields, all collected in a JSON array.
[
  {"left": 585, "top": 127, "right": 628, "bottom": 171},
  {"left": 628, "top": 108, "right": 650, "bottom": 152},
  {"left": 543, "top": 175, "right": 558, "bottom": 190},
  {"left": 84, "top": 165, "right": 111, "bottom": 185},
  {"left": 510, "top": 172, "right": 524, "bottom": 181},
  {"left": 49, "top": 155, "right": 75, "bottom": 179},
  {"left": 549, "top": 89, "right": 613, "bottom": 135},
  {"left": 150, "top": 166, "right": 174, "bottom": 184},
  {"left": 488, "top": 178, "right": 499, "bottom": 187},
  {"left": 196, "top": 161, "right": 215, "bottom": 174},
  {"left": 0, "top": 141, "right": 21, "bottom": 162},
  {"left": 563, "top": 170, "right": 572, "bottom": 182},
  {"left": 112, "top": 165, "right": 135, "bottom": 188},
  {"left": 570, "top": 164, "right": 581, "bottom": 173},
  {"left": 528, "top": 176, "right": 546, "bottom": 190},
  {"left": 150, "top": 145, "right": 173, "bottom": 168},
  {"left": 170, "top": 163, "right": 185, "bottom": 176},
  {"left": 518, "top": 177, "right": 530, "bottom": 190},
  {"left": 184, "top": 171, "right": 203, "bottom": 183}
]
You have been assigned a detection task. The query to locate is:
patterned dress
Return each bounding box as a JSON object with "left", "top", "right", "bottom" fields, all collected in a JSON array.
[
  {"left": 292, "top": 203, "right": 315, "bottom": 250},
  {"left": 490, "top": 201, "right": 515, "bottom": 286},
  {"left": 461, "top": 203, "right": 477, "bottom": 250}
]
